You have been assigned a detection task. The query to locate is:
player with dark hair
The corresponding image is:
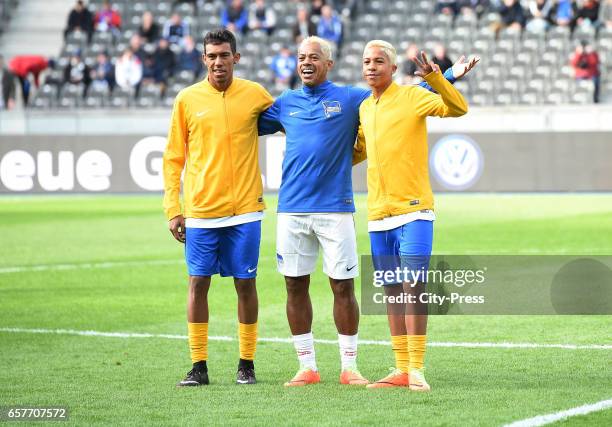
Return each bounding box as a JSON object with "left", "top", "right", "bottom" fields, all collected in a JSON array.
[{"left": 163, "top": 29, "right": 273, "bottom": 386}]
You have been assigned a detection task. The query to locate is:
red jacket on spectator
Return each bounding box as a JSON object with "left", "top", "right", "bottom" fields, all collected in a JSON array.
[
  {"left": 570, "top": 51, "right": 599, "bottom": 79},
  {"left": 94, "top": 8, "right": 121, "bottom": 30},
  {"left": 8, "top": 55, "right": 49, "bottom": 86}
]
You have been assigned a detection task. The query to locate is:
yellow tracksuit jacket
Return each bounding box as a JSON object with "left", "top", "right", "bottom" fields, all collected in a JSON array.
[
  {"left": 357, "top": 71, "right": 468, "bottom": 221},
  {"left": 163, "top": 78, "right": 274, "bottom": 220}
]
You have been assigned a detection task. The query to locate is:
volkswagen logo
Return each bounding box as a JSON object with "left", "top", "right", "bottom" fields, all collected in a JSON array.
[{"left": 430, "top": 135, "right": 483, "bottom": 191}]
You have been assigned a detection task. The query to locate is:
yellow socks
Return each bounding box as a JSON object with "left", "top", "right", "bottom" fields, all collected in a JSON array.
[
  {"left": 189, "top": 322, "right": 257, "bottom": 364},
  {"left": 188, "top": 322, "right": 208, "bottom": 363},
  {"left": 408, "top": 335, "right": 427, "bottom": 370},
  {"left": 239, "top": 322, "right": 258, "bottom": 361},
  {"left": 391, "top": 335, "right": 409, "bottom": 374}
]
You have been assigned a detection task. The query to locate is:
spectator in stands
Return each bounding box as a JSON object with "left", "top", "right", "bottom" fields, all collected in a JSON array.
[
  {"left": 317, "top": 5, "right": 342, "bottom": 54},
  {"left": 570, "top": 40, "right": 600, "bottom": 102},
  {"left": 0, "top": 55, "right": 16, "bottom": 110},
  {"left": 432, "top": 44, "right": 453, "bottom": 73},
  {"left": 458, "top": 0, "right": 490, "bottom": 17},
  {"left": 249, "top": 0, "right": 277, "bottom": 35},
  {"left": 154, "top": 38, "right": 176, "bottom": 87},
  {"left": 293, "top": 7, "right": 317, "bottom": 44},
  {"left": 401, "top": 43, "right": 421, "bottom": 85},
  {"left": 573, "top": 0, "right": 599, "bottom": 30},
  {"left": 114, "top": 49, "right": 143, "bottom": 93},
  {"left": 90, "top": 52, "right": 114, "bottom": 93},
  {"left": 436, "top": 0, "right": 460, "bottom": 16},
  {"left": 9, "top": 55, "right": 49, "bottom": 105},
  {"left": 163, "top": 13, "right": 190, "bottom": 46},
  {"left": 548, "top": 0, "right": 576, "bottom": 27},
  {"left": 526, "top": 0, "right": 553, "bottom": 33},
  {"left": 270, "top": 46, "right": 298, "bottom": 90},
  {"left": 129, "top": 34, "right": 148, "bottom": 63},
  {"left": 221, "top": 0, "right": 249, "bottom": 35},
  {"left": 310, "top": 0, "right": 326, "bottom": 17},
  {"left": 94, "top": 0, "right": 121, "bottom": 36},
  {"left": 175, "top": 35, "right": 203, "bottom": 81},
  {"left": 63, "top": 50, "right": 91, "bottom": 97},
  {"left": 498, "top": 0, "right": 527, "bottom": 31},
  {"left": 138, "top": 11, "right": 161, "bottom": 44},
  {"left": 140, "top": 55, "right": 157, "bottom": 86},
  {"left": 602, "top": 0, "right": 612, "bottom": 28},
  {"left": 64, "top": 0, "right": 93, "bottom": 43}
]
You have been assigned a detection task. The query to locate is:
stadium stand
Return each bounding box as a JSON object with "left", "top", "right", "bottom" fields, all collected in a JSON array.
[{"left": 6, "top": 0, "right": 612, "bottom": 109}]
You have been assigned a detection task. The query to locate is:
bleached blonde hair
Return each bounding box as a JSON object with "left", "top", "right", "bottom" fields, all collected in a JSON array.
[
  {"left": 363, "top": 40, "right": 397, "bottom": 66},
  {"left": 299, "top": 36, "right": 333, "bottom": 61}
]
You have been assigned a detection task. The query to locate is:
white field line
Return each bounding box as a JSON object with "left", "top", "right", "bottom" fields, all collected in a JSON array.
[
  {"left": 503, "top": 399, "right": 612, "bottom": 427},
  {"left": 0, "top": 327, "right": 611, "bottom": 350},
  {"left": 0, "top": 259, "right": 184, "bottom": 274}
]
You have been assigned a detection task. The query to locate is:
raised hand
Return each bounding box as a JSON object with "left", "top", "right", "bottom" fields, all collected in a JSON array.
[
  {"left": 413, "top": 51, "right": 441, "bottom": 77},
  {"left": 451, "top": 55, "right": 481, "bottom": 80}
]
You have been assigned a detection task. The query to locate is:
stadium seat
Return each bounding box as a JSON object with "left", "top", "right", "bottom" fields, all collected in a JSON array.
[
  {"left": 500, "top": 78, "right": 520, "bottom": 95},
  {"left": 83, "top": 94, "right": 105, "bottom": 108},
  {"left": 570, "top": 91, "right": 591, "bottom": 105},
  {"left": 494, "top": 91, "right": 515, "bottom": 106},
  {"left": 134, "top": 94, "right": 159, "bottom": 108},
  {"left": 519, "top": 92, "right": 539, "bottom": 105},
  {"left": 544, "top": 91, "right": 568, "bottom": 105},
  {"left": 573, "top": 26, "right": 595, "bottom": 43},
  {"left": 469, "top": 91, "right": 489, "bottom": 106},
  {"left": 109, "top": 93, "right": 130, "bottom": 108},
  {"left": 527, "top": 78, "right": 547, "bottom": 94},
  {"left": 455, "top": 13, "right": 477, "bottom": 29},
  {"left": 548, "top": 25, "right": 571, "bottom": 41},
  {"left": 58, "top": 94, "right": 80, "bottom": 109},
  {"left": 508, "top": 64, "right": 528, "bottom": 80}
]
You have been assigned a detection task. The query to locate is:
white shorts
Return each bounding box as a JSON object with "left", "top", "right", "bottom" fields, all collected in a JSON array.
[{"left": 276, "top": 213, "right": 359, "bottom": 280}]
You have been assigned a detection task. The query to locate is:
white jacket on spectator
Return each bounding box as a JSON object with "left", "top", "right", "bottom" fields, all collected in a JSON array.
[{"left": 114, "top": 51, "right": 142, "bottom": 91}]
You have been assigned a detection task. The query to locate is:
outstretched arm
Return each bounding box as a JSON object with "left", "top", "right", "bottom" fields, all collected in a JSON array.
[
  {"left": 417, "top": 55, "right": 480, "bottom": 92},
  {"left": 414, "top": 51, "right": 468, "bottom": 118}
]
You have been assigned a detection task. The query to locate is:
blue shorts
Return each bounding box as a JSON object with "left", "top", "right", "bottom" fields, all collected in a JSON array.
[
  {"left": 185, "top": 221, "right": 261, "bottom": 279},
  {"left": 369, "top": 220, "right": 433, "bottom": 285}
]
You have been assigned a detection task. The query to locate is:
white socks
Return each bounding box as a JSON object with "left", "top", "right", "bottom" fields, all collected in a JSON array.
[
  {"left": 338, "top": 333, "right": 358, "bottom": 370},
  {"left": 293, "top": 332, "right": 359, "bottom": 371},
  {"left": 293, "top": 332, "right": 317, "bottom": 371}
]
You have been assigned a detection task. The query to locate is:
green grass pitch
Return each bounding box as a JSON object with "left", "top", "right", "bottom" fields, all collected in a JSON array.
[{"left": 0, "top": 194, "right": 611, "bottom": 426}]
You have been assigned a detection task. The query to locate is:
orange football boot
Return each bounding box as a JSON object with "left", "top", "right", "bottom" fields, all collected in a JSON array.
[
  {"left": 366, "top": 368, "right": 409, "bottom": 389},
  {"left": 284, "top": 368, "right": 321, "bottom": 387},
  {"left": 339, "top": 369, "right": 369, "bottom": 385}
]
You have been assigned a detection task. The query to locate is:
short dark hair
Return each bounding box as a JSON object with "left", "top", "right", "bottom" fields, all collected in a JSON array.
[{"left": 203, "top": 29, "right": 237, "bottom": 54}]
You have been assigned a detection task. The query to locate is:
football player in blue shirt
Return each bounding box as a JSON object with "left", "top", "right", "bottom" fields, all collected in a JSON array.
[{"left": 258, "top": 36, "right": 477, "bottom": 387}]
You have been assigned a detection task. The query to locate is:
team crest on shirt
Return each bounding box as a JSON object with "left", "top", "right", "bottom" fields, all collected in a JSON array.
[{"left": 322, "top": 101, "right": 342, "bottom": 118}]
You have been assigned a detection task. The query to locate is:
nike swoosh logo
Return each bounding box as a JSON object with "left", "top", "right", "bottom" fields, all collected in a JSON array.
[
  {"left": 196, "top": 110, "right": 209, "bottom": 117},
  {"left": 346, "top": 265, "right": 357, "bottom": 271},
  {"left": 289, "top": 111, "right": 300, "bottom": 116},
  {"left": 247, "top": 267, "right": 257, "bottom": 273}
]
